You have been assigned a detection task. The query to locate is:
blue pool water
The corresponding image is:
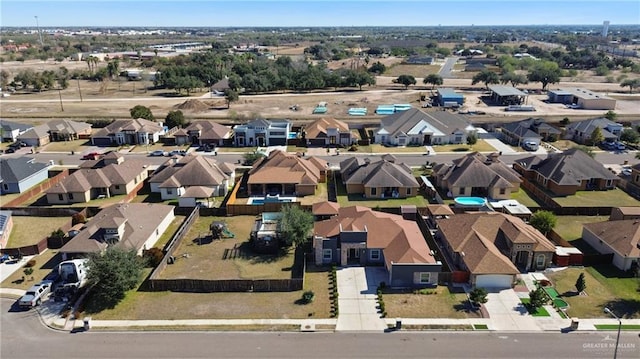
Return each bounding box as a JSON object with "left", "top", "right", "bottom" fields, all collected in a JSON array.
[
  {"left": 249, "top": 197, "right": 296, "bottom": 205},
  {"left": 288, "top": 133, "right": 298, "bottom": 139},
  {"left": 454, "top": 197, "right": 486, "bottom": 206}
]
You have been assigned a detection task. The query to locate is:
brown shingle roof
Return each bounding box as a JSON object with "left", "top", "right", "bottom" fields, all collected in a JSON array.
[
  {"left": 583, "top": 220, "right": 640, "bottom": 258},
  {"left": 248, "top": 150, "right": 326, "bottom": 186},
  {"left": 312, "top": 201, "right": 340, "bottom": 216},
  {"left": 150, "top": 156, "right": 232, "bottom": 188},
  {"left": 304, "top": 118, "right": 349, "bottom": 139}
]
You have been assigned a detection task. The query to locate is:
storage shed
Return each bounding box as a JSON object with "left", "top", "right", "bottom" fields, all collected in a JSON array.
[{"left": 437, "top": 88, "right": 464, "bottom": 106}]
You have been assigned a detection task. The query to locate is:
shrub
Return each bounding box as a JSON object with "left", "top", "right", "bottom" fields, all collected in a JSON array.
[
  {"left": 23, "top": 267, "right": 34, "bottom": 276},
  {"left": 72, "top": 213, "right": 86, "bottom": 225},
  {"left": 24, "top": 259, "right": 37, "bottom": 268},
  {"left": 143, "top": 247, "right": 164, "bottom": 268},
  {"left": 301, "top": 291, "right": 315, "bottom": 304}
]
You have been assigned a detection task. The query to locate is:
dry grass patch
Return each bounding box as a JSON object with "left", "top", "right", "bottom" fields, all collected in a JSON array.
[
  {"left": 41, "top": 140, "right": 92, "bottom": 153},
  {"left": 7, "top": 216, "right": 71, "bottom": 248},
  {"left": 88, "top": 266, "right": 331, "bottom": 320},
  {"left": 385, "top": 64, "right": 441, "bottom": 78},
  {"left": 384, "top": 286, "right": 478, "bottom": 319},
  {"left": 433, "top": 140, "right": 497, "bottom": 153},
  {"left": 1, "top": 250, "right": 62, "bottom": 290}
]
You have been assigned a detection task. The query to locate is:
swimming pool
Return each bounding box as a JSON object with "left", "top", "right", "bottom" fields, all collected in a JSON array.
[
  {"left": 248, "top": 196, "right": 296, "bottom": 205},
  {"left": 288, "top": 133, "right": 298, "bottom": 139},
  {"left": 454, "top": 197, "right": 486, "bottom": 207}
]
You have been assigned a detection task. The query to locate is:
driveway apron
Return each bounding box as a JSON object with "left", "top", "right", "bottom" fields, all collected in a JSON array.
[{"left": 335, "top": 267, "right": 388, "bottom": 332}]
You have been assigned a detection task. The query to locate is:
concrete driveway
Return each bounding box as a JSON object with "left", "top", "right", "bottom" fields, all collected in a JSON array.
[
  {"left": 335, "top": 267, "right": 388, "bottom": 332},
  {"left": 484, "top": 289, "right": 539, "bottom": 331}
]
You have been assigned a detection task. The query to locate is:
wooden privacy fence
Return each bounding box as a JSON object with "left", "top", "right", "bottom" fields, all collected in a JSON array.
[{"left": 146, "top": 278, "right": 303, "bottom": 292}]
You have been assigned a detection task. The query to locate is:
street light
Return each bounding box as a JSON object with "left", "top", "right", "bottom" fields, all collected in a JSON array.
[{"left": 603, "top": 307, "right": 621, "bottom": 359}]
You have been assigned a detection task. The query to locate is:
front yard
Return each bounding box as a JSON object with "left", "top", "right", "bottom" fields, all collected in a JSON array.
[
  {"left": 383, "top": 286, "right": 480, "bottom": 319},
  {"left": 40, "top": 139, "right": 93, "bottom": 153},
  {"left": 547, "top": 266, "right": 640, "bottom": 319},
  {"left": 159, "top": 215, "right": 295, "bottom": 280},
  {"left": 1, "top": 250, "right": 62, "bottom": 290}
]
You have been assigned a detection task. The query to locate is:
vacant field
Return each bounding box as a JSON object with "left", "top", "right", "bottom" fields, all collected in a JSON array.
[
  {"left": 384, "top": 64, "right": 441, "bottom": 78},
  {"left": 384, "top": 286, "right": 478, "bottom": 319},
  {"left": 547, "top": 267, "right": 640, "bottom": 319},
  {"left": 7, "top": 216, "right": 71, "bottom": 248},
  {"left": 553, "top": 188, "right": 640, "bottom": 208},
  {"left": 1, "top": 250, "right": 62, "bottom": 290},
  {"left": 86, "top": 265, "right": 331, "bottom": 320},
  {"left": 553, "top": 215, "right": 609, "bottom": 241}
]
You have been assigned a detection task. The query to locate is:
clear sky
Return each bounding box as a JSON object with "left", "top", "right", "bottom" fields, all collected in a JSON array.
[{"left": 1, "top": 0, "right": 639, "bottom": 27}]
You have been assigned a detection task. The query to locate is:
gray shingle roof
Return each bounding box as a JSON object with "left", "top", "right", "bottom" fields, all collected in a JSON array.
[
  {"left": 442, "top": 153, "right": 521, "bottom": 189},
  {"left": 340, "top": 156, "right": 419, "bottom": 188},
  {"left": 528, "top": 148, "right": 618, "bottom": 185},
  {"left": 378, "top": 108, "right": 472, "bottom": 138},
  {"left": 0, "top": 157, "right": 48, "bottom": 183}
]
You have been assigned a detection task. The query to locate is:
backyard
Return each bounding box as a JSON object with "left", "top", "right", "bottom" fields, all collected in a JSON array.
[
  {"left": 84, "top": 265, "right": 332, "bottom": 320},
  {"left": 335, "top": 180, "right": 429, "bottom": 208},
  {"left": 552, "top": 188, "right": 640, "bottom": 208},
  {"left": 6, "top": 216, "right": 72, "bottom": 248},
  {"left": 509, "top": 188, "right": 541, "bottom": 207},
  {"left": 383, "top": 286, "right": 480, "bottom": 319},
  {"left": 159, "top": 215, "right": 295, "bottom": 280},
  {"left": 547, "top": 266, "right": 640, "bottom": 319}
]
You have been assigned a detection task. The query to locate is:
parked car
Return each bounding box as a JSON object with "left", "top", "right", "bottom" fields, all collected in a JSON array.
[
  {"left": 615, "top": 142, "right": 626, "bottom": 151},
  {"left": 0, "top": 254, "right": 12, "bottom": 263},
  {"left": 81, "top": 152, "right": 102, "bottom": 160},
  {"left": 169, "top": 150, "right": 187, "bottom": 156},
  {"left": 149, "top": 150, "right": 168, "bottom": 157},
  {"left": 18, "top": 281, "right": 53, "bottom": 309},
  {"left": 4, "top": 147, "right": 15, "bottom": 154},
  {"left": 600, "top": 142, "right": 615, "bottom": 150}
]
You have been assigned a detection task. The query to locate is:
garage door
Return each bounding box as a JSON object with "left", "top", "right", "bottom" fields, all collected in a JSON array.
[{"left": 475, "top": 275, "right": 513, "bottom": 289}]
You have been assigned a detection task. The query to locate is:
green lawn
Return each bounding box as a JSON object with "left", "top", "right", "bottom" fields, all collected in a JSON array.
[
  {"left": 286, "top": 145, "right": 307, "bottom": 153},
  {"left": 547, "top": 267, "right": 640, "bottom": 319},
  {"left": 553, "top": 215, "right": 609, "bottom": 241},
  {"left": 23, "top": 193, "right": 131, "bottom": 207},
  {"left": 595, "top": 324, "right": 640, "bottom": 330},
  {"left": 510, "top": 188, "right": 541, "bottom": 207},
  {"left": 553, "top": 188, "right": 640, "bottom": 208},
  {"left": 7, "top": 216, "right": 72, "bottom": 248},
  {"left": 520, "top": 298, "right": 551, "bottom": 317},
  {"left": 336, "top": 180, "right": 428, "bottom": 208}
]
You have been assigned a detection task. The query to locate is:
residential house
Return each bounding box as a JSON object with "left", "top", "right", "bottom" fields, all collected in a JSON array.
[
  {"left": 233, "top": 119, "right": 291, "bottom": 147},
  {"left": 210, "top": 77, "right": 230, "bottom": 94},
  {"left": 148, "top": 155, "right": 235, "bottom": 202},
  {"left": 630, "top": 163, "right": 640, "bottom": 187},
  {"left": 0, "top": 157, "right": 50, "bottom": 194},
  {"left": 501, "top": 118, "right": 561, "bottom": 148},
  {"left": 582, "top": 220, "right": 640, "bottom": 271},
  {"left": 59, "top": 203, "right": 175, "bottom": 259},
  {"left": 435, "top": 212, "right": 556, "bottom": 289},
  {"left": 564, "top": 117, "right": 622, "bottom": 145},
  {"left": 18, "top": 120, "right": 92, "bottom": 147},
  {"left": 312, "top": 201, "right": 340, "bottom": 221},
  {"left": 432, "top": 152, "right": 522, "bottom": 199},
  {"left": 247, "top": 150, "right": 326, "bottom": 196},
  {"left": 339, "top": 154, "right": 420, "bottom": 199},
  {"left": 1, "top": 120, "right": 32, "bottom": 143},
  {"left": 304, "top": 118, "right": 355, "bottom": 146},
  {"left": 174, "top": 120, "right": 232, "bottom": 146},
  {"left": 313, "top": 205, "right": 441, "bottom": 288},
  {"left": 46, "top": 155, "right": 148, "bottom": 204},
  {"left": 0, "top": 210, "right": 14, "bottom": 249},
  {"left": 374, "top": 108, "right": 475, "bottom": 146},
  {"left": 91, "top": 118, "right": 164, "bottom": 146},
  {"left": 610, "top": 206, "right": 640, "bottom": 221},
  {"left": 513, "top": 148, "right": 618, "bottom": 196}
]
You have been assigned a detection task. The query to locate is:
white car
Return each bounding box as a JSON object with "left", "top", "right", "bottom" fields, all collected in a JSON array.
[{"left": 149, "top": 150, "right": 168, "bottom": 157}]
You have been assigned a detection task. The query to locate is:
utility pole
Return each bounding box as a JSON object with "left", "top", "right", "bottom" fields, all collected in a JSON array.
[
  {"left": 76, "top": 78, "right": 83, "bottom": 102},
  {"left": 34, "top": 16, "right": 44, "bottom": 47},
  {"left": 58, "top": 88, "right": 64, "bottom": 112}
]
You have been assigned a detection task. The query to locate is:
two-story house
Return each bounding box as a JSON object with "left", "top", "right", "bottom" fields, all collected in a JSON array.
[{"left": 233, "top": 119, "right": 291, "bottom": 147}]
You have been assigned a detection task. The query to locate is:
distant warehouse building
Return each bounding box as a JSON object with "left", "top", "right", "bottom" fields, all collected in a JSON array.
[
  {"left": 437, "top": 88, "right": 464, "bottom": 107},
  {"left": 548, "top": 88, "right": 616, "bottom": 110}
]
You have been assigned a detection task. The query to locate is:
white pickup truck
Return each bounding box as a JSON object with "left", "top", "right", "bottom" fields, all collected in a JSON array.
[{"left": 18, "top": 281, "right": 53, "bottom": 309}]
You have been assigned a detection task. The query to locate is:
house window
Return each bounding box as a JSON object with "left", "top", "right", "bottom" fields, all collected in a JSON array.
[
  {"left": 68, "top": 193, "right": 74, "bottom": 200},
  {"left": 156, "top": 229, "right": 159, "bottom": 236},
  {"left": 459, "top": 187, "right": 465, "bottom": 195},
  {"left": 499, "top": 188, "right": 506, "bottom": 195},
  {"left": 605, "top": 179, "right": 613, "bottom": 187},
  {"left": 406, "top": 188, "right": 411, "bottom": 195},
  {"left": 418, "top": 272, "right": 431, "bottom": 283},
  {"left": 58, "top": 194, "right": 63, "bottom": 201},
  {"left": 635, "top": 175, "right": 640, "bottom": 183},
  {"left": 536, "top": 254, "right": 545, "bottom": 267},
  {"left": 371, "top": 187, "right": 377, "bottom": 196},
  {"left": 167, "top": 189, "right": 173, "bottom": 195},
  {"left": 370, "top": 249, "right": 381, "bottom": 260},
  {"left": 115, "top": 185, "right": 120, "bottom": 190},
  {"left": 2, "top": 184, "right": 8, "bottom": 191},
  {"left": 323, "top": 249, "right": 332, "bottom": 261}
]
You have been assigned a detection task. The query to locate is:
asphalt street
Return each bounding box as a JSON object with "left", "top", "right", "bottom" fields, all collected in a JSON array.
[{"left": 2, "top": 299, "right": 639, "bottom": 359}]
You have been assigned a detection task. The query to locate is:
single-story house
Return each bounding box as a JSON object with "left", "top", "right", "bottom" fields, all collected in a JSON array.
[
  {"left": 247, "top": 150, "right": 327, "bottom": 196},
  {"left": 610, "top": 207, "right": 640, "bottom": 221},
  {"left": 432, "top": 152, "right": 522, "bottom": 200},
  {"left": 513, "top": 148, "right": 618, "bottom": 196},
  {"left": 304, "top": 118, "right": 355, "bottom": 146},
  {"left": 91, "top": 118, "right": 164, "bottom": 146},
  {"left": 1, "top": 120, "right": 32, "bottom": 143},
  {"left": 374, "top": 108, "right": 475, "bottom": 146},
  {"left": 18, "top": 119, "right": 92, "bottom": 147},
  {"left": 501, "top": 118, "right": 561, "bottom": 148},
  {"left": 339, "top": 154, "right": 420, "bottom": 199},
  {"left": 0, "top": 157, "right": 50, "bottom": 194},
  {"left": 582, "top": 220, "right": 640, "bottom": 271},
  {"left": 313, "top": 205, "right": 441, "bottom": 288},
  {"left": 149, "top": 155, "right": 235, "bottom": 201},
  {"left": 435, "top": 212, "right": 556, "bottom": 289},
  {"left": 59, "top": 203, "right": 175, "bottom": 259},
  {"left": 0, "top": 210, "right": 14, "bottom": 249},
  {"left": 46, "top": 155, "right": 148, "bottom": 204},
  {"left": 175, "top": 120, "right": 233, "bottom": 146},
  {"left": 564, "top": 117, "right": 622, "bottom": 145}
]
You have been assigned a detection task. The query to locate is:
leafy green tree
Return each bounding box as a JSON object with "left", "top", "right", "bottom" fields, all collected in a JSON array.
[
  {"left": 527, "top": 61, "right": 562, "bottom": 90},
  {"left": 500, "top": 72, "right": 528, "bottom": 87},
  {"left": 469, "top": 287, "right": 488, "bottom": 304},
  {"left": 279, "top": 205, "right": 314, "bottom": 248},
  {"left": 224, "top": 89, "right": 239, "bottom": 109},
  {"left": 368, "top": 61, "right": 386, "bottom": 74},
  {"left": 528, "top": 287, "right": 547, "bottom": 311},
  {"left": 471, "top": 70, "right": 500, "bottom": 89},
  {"left": 575, "top": 273, "right": 586, "bottom": 294},
  {"left": 603, "top": 110, "right": 617, "bottom": 121},
  {"left": 467, "top": 132, "right": 478, "bottom": 145},
  {"left": 242, "top": 151, "right": 266, "bottom": 165},
  {"left": 345, "top": 70, "right": 375, "bottom": 90},
  {"left": 106, "top": 59, "right": 120, "bottom": 80},
  {"left": 165, "top": 110, "right": 185, "bottom": 129},
  {"left": 0, "top": 70, "right": 10, "bottom": 89},
  {"left": 620, "top": 78, "right": 640, "bottom": 94},
  {"left": 395, "top": 74, "right": 416, "bottom": 90},
  {"left": 129, "top": 105, "right": 154, "bottom": 121},
  {"left": 86, "top": 247, "right": 144, "bottom": 308},
  {"left": 529, "top": 210, "right": 557, "bottom": 235},
  {"left": 423, "top": 74, "right": 443, "bottom": 90},
  {"left": 589, "top": 127, "right": 604, "bottom": 146},
  {"left": 620, "top": 128, "right": 640, "bottom": 144},
  {"left": 575, "top": 145, "right": 595, "bottom": 158}
]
